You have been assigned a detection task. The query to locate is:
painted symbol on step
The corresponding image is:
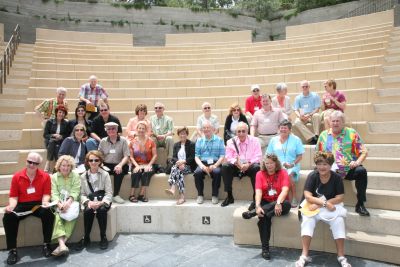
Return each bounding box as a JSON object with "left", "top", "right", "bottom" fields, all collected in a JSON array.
[
  {"left": 202, "top": 216, "right": 210, "bottom": 225},
  {"left": 143, "top": 215, "right": 151, "bottom": 223}
]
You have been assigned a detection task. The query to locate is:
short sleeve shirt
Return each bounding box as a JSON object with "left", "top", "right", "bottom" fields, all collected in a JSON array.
[
  {"left": 129, "top": 138, "right": 156, "bottom": 165},
  {"left": 195, "top": 135, "right": 225, "bottom": 162},
  {"left": 99, "top": 136, "right": 130, "bottom": 164},
  {"left": 293, "top": 92, "right": 321, "bottom": 114},
  {"left": 251, "top": 108, "right": 285, "bottom": 135},
  {"left": 78, "top": 83, "right": 108, "bottom": 106},
  {"left": 150, "top": 115, "right": 174, "bottom": 135},
  {"left": 35, "top": 98, "right": 68, "bottom": 120},
  {"left": 255, "top": 169, "right": 290, "bottom": 202},
  {"left": 304, "top": 170, "right": 344, "bottom": 200},
  {"left": 322, "top": 91, "right": 346, "bottom": 111},
  {"left": 9, "top": 168, "right": 51, "bottom": 203},
  {"left": 317, "top": 127, "right": 366, "bottom": 178},
  {"left": 196, "top": 114, "right": 219, "bottom": 130},
  {"left": 245, "top": 95, "right": 262, "bottom": 115},
  {"left": 92, "top": 114, "right": 123, "bottom": 139}
]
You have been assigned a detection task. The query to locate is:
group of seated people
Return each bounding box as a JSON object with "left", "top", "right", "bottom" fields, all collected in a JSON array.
[{"left": 6, "top": 75, "right": 363, "bottom": 266}]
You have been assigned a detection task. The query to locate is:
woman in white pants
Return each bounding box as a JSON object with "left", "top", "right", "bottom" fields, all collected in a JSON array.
[{"left": 296, "top": 152, "right": 351, "bottom": 267}]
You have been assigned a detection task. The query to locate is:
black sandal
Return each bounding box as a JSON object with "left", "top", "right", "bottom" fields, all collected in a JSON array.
[
  {"left": 129, "top": 195, "right": 138, "bottom": 203},
  {"left": 137, "top": 195, "right": 148, "bottom": 202}
]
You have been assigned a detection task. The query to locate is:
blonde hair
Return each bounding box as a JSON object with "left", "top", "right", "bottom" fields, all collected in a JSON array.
[{"left": 54, "top": 155, "right": 75, "bottom": 172}]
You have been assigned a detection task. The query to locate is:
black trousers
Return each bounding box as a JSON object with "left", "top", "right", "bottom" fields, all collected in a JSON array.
[
  {"left": 221, "top": 163, "right": 260, "bottom": 200},
  {"left": 193, "top": 165, "right": 221, "bottom": 197},
  {"left": 104, "top": 163, "right": 129, "bottom": 196},
  {"left": 131, "top": 170, "right": 155, "bottom": 188},
  {"left": 83, "top": 205, "right": 110, "bottom": 239},
  {"left": 3, "top": 201, "right": 54, "bottom": 250},
  {"left": 257, "top": 199, "right": 291, "bottom": 248},
  {"left": 344, "top": 165, "right": 367, "bottom": 203}
]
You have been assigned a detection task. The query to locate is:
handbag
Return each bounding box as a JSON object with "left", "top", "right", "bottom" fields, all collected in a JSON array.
[
  {"left": 59, "top": 201, "right": 80, "bottom": 221},
  {"left": 86, "top": 172, "right": 106, "bottom": 201}
]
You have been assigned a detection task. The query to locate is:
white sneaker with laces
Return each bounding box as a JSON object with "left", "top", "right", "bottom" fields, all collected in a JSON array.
[
  {"left": 295, "top": 255, "right": 311, "bottom": 267},
  {"left": 196, "top": 196, "right": 204, "bottom": 204},
  {"left": 112, "top": 195, "right": 125, "bottom": 204},
  {"left": 338, "top": 256, "right": 352, "bottom": 267}
]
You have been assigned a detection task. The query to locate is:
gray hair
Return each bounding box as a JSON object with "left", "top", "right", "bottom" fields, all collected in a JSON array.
[
  {"left": 330, "top": 110, "right": 346, "bottom": 122},
  {"left": 300, "top": 80, "right": 310, "bottom": 87},
  {"left": 27, "top": 152, "right": 43, "bottom": 164},
  {"left": 201, "top": 102, "right": 211, "bottom": 109},
  {"left": 236, "top": 122, "right": 249, "bottom": 131},
  {"left": 202, "top": 120, "right": 214, "bottom": 130},
  {"left": 56, "top": 87, "right": 67, "bottom": 94},
  {"left": 89, "top": 75, "right": 97, "bottom": 81},
  {"left": 276, "top": 82, "right": 287, "bottom": 92}
]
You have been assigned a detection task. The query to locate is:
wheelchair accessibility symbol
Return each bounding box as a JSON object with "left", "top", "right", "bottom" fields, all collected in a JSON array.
[
  {"left": 143, "top": 215, "right": 152, "bottom": 223},
  {"left": 202, "top": 216, "right": 210, "bottom": 225}
]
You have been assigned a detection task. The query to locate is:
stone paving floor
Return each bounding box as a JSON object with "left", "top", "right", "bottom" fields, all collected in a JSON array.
[{"left": 0, "top": 234, "right": 396, "bottom": 266}]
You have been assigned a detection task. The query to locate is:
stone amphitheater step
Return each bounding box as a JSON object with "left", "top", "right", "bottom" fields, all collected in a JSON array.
[
  {"left": 368, "top": 121, "right": 400, "bottom": 133},
  {"left": 0, "top": 99, "right": 27, "bottom": 113},
  {"left": 233, "top": 208, "right": 400, "bottom": 264}
]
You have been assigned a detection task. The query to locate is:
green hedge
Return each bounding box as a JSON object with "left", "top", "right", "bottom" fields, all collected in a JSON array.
[{"left": 296, "top": 0, "right": 355, "bottom": 12}]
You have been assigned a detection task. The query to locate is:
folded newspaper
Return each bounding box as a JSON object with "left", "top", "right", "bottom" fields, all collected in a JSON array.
[{"left": 11, "top": 201, "right": 58, "bottom": 217}]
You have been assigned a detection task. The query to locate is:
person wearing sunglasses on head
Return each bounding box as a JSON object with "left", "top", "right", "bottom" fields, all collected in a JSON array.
[
  {"left": 223, "top": 103, "right": 249, "bottom": 145},
  {"left": 77, "top": 150, "right": 113, "bottom": 251},
  {"left": 78, "top": 75, "right": 108, "bottom": 120},
  {"left": 88, "top": 100, "right": 123, "bottom": 151},
  {"left": 245, "top": 84, "right": 262, "bottom": 124},
  {"left": 221, "top": 122, "right": 261, "bottom": 209},
  {"left": 3, "top": 152, "right": 55, "bottom": 265}
]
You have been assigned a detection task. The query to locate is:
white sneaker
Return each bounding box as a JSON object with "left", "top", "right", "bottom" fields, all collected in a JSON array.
[
  {"left": 113, "top": 195, "right": 125, "bottom": 204},
  {"left": 197, "top": 196, "right": 204, "bottom": 204},
  {"left": 295, "top": 255, "right": 311, "bottom": 267},
  {"left": 212, "top": 196, "right": 219, "bottom": 204},
  {"left": 338, "top": 256, "right": 351, "bottom": 267},
  {"left": 291, "top": 198, "right": 298, "bottom": 208}
]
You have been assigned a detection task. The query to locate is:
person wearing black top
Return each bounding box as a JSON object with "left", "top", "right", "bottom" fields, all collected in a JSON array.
[
  {"left": 223, "top": 103, "right": 249, "bottom": 144},
  {"left": 165, "top": 127, "right": 196, "bottom": 205},
  {"left": 86, "top": 101, "right": 122, "bottom": 151},
  {"left": 296, "top": 152, "right": 350, "bottom": 267}
]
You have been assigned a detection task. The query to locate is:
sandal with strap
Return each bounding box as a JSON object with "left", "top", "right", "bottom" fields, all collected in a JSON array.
[
  {"left": 176, "top": 198, "right": 185, "bottom": 205},
  {"left": 129, "top": 195, "right": 138, "bottom": 203},
  {"left": 295, "top": 255, "right": 311, "bottom": 267},
  {"left": 338, "top": 256, "right": 352, "bottom": 267},
  {"left": 138, "top": 195, "right": 149, "bottom": 202}
]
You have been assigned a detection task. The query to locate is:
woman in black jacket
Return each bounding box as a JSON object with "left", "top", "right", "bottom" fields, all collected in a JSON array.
[
  {"left": 164, "top": 127, "right": 195, "bottom": 205},
  {"left": 43, "top": 105, "right": 69, "bottom": 173},
  {"left": 223, "top": 103, "right": 249, "bottom": 144}
]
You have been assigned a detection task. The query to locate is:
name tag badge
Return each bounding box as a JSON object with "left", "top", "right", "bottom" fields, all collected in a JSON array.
[
  {"left": 268, "top": 189, "right": 276, "bottom": 196},
  {"left": 254, "top": 107, "right": 259, "bottom": 111},
  {"left": 207, "top": 159, "right": 214, "bottom": 164},
  {"left": 156, "top": 125, "right": 160, "bottom": 130},
  {"left": 264, "top": 118, "right": 270, "bottom": 123},
  {"left": 27, "top": 187, "right": 36, "bottom": 194},
  {"left": 303, "top": 104, "right": 309, "bottom": 109},
  {"left": 110, "top": 149, "right": 116, "bottom": 154}
]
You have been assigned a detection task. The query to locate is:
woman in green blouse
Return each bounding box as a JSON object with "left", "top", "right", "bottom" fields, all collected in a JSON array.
[{"left": 51, "top": 155, "right": 81, "bottom": 256}]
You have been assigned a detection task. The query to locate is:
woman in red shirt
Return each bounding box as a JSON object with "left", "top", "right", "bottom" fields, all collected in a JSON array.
[{"left": 243, "top": 153, "right": 291, "bottom": 260}]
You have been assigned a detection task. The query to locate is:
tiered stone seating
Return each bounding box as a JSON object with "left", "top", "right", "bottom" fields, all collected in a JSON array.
[{"left": 0, "top": 10, "right": 399, "bottom": 264}]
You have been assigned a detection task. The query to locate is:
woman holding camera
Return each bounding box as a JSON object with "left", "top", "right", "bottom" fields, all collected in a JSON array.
[{"left": 78, "top": 150, "right": 113, "bottom": 250}]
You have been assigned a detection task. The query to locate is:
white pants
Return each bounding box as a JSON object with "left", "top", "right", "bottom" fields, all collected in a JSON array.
[{"left": 301, "top": 214, "right": 346, "bottom": 240}]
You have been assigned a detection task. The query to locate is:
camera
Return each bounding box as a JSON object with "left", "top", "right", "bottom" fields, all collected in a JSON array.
[{"left": 238, "top": 172, "right": 245, "bottom": 178}]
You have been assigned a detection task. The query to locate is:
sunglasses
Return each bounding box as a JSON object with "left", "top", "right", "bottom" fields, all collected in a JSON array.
[
  {"left": 232, "top": 108, "right": 240, "bottom": 112},
  {"left": 89, "top": 159, "right": 100, "bottom": 163},
  {"left": 75, "top": 129, "right": 85, "bottom": 132},
  {"left": 27, "top": 160, "right": 40, "bottom": 166},
  {"left": 252, "top": 89, "right": 260, "bottom": 92},
  {"left": 203, "top": 107, "right": 211, "bottom": 110},
  {"left": 154, "top": 107, "right": 163, "bottom": 110},
  {"left": 237, "top": 130, "right": 246, "bottom": 133},
  {"left": 77, "top": 109, "right": 85, "bottom": 113},
  {"left": 302, "top": 86, "right": 309, "bottom": 88},
  {"left": 100, "top": 109, "right": 108, "bottom": 112}
]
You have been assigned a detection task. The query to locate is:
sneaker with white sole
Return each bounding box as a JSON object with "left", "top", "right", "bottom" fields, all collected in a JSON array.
[
  {"left": 291, "top": 198, "right": 298, "bottom": 208},
  {"left": 212, "top": 196, "right": 219, "bottom": 204},
  {"left": 112, "top": 195, "right": 125, "bottom": 204},
  {"left": 338, "top": 256, "right": 351, "bottom": 267},
  {"left": 295, "top": 255, "right": 311, "bottom": 267},
  {"left": 197, "top": 196, "right": 204, "bottom": 204}
]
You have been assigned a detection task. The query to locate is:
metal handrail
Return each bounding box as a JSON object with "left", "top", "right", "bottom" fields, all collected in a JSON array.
[
  {"left": 0, "top": 24, "right": 21, "bottom": 94},
  {"left": 340, "top": 0, "right": 398, "bottom": 19}
]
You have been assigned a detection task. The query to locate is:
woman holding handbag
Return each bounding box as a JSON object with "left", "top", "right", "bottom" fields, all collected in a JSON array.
[
  {"left": 78, "top": 150, "right": 113, "bottom": 250},
  {"left": 51, "top": 155, "right": 81, "bottom": 257},
  {"left": 296, "top": 152, "right": 350, "bottom": 267}
]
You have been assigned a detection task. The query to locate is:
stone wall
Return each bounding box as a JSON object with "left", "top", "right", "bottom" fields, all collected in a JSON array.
[{"left": 0, "top": 0, "right": 379, "bottom": 45}]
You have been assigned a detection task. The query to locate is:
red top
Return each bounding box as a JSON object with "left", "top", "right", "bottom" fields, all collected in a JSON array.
[
  {"left": 255, "top": 169, "right": 290, "bottom": 202},
  {"left": 322, "top": 90, "right": 346, "bottom": 111},
  {"left": 129, "top": 138, "right": 156, "bottom": 165},
  {"left": 245, "top": 95, "right": 262, "bottom": 115},
  {"left": 9, "top": 168, "right": 51, "bottom": 203}
]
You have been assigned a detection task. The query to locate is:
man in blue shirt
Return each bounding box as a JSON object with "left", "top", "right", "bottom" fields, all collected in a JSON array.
[
  {"left": 194, "top": 121, "right": 225, "bottom": 205},
  {"left": 292, "top": 80, "right": 321, "bottom": 144}
]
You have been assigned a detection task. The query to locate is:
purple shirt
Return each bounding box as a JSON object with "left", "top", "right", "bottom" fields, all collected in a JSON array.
[
  {"left": 322, "top": 90, "right": 346, "bottom": 111},
  {"left": 225, "top": 135, "right": 262, "bottom": 165},
  {"left": 79, "top": 83, "right": 108, "bottom": 106}
]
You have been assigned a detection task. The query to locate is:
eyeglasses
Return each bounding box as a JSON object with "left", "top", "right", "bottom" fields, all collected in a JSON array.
[
  {"left": 203, "top": 107, "right": 211, "bottom": 110},
  {"left": 237, "top": 130, "right": 246, "bottom": 133},
  {"left": 89, "top": 159, "right": 100, "bottom": 163},
  {"left": 106, "top": 128, "right": 117, "bottom": 131},
  {"left": 75, "top": 129, "right": 85, "bottom": 132},
  {"left": 27, "top": 160, "right": 40, "bottom": 166},
  {"left": 232, "top": 108, "right": 240, "bottom": 112},
  {"left": 252, "top": 89, "right": 260, "bottom": 92},
  {"left": 100, "top": 109, "right": 108, "bottom": 112},
  {"left": 77, "top": 109, "right": 85, "bottom": 113},
  {"left": 154, "top": 107, "right": 163, "bottom": 110}
]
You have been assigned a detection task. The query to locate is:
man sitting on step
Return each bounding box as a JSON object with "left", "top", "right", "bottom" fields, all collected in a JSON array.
[
  {"left": 34, "top": 87, "right": 68, "bottom": 126},
  {"left": 221, "top": 122, "right": 261, "bottom": 209},
  {"left": 3, "top": 152, "right": 54, "bottom": 265},
  {"left": 316, "top": 110, "right": 370, "bottom": 216}
]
